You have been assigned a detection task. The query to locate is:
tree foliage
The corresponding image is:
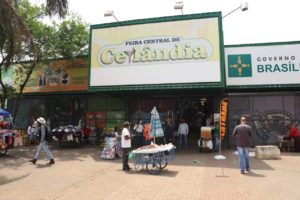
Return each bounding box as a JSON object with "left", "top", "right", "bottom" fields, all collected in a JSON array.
[{"left": 0, "top": 0, "right": 88, "bottom": 125}]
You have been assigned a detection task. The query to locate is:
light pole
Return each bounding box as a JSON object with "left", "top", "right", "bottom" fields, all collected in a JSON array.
[
  {"left": 104, "top": 10, "right": 119, "bottom": 22},
  {"left": 222, "top": 2, "right": 248, "bottom": 18},
  {"left": 174, "top": 1, "right": 184, "bottom": 15}
]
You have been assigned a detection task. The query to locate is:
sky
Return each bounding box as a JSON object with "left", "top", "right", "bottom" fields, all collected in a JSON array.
[{"left": 30, "top": 0, "right": 300, "bottom": 45}]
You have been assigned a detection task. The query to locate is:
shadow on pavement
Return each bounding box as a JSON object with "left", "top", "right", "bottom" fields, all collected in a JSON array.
[
  {"left": 0, "top": 144, "right": 285, "bottom": 173},
  {"left": 118, "top": 168, "right": 178, "bottom": 177},
  {"left": 245, "top": 171, "right": 265, "bottom": 177},
  {"left": 0, "top": 174, "right": 30, "bottom": 186}
]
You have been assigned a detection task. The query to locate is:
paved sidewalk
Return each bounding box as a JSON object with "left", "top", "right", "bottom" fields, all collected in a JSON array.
[{"left": 0, "top": 145, "right": 300, "bottom": 200}]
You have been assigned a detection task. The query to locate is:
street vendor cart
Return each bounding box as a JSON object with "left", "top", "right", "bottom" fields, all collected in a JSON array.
[
  {"left": 0, "top": 108, "right": 16, "bottom": 155},
  {"left": 130, "top": 143, "right": 176, "bottom": 174},
  {"left": 129, "top": 107, "right": 176, "bottom": 174}
]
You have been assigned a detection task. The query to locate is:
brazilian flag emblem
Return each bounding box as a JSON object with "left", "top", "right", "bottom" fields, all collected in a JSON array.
[{"left": 228, "top": 54, "right": 252, "bottom": 77}]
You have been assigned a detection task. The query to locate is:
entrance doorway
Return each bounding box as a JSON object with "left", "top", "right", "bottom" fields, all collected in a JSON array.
[
  {"left": 129, "top": 96, "right": 215, "bottom": 150},
  {"left": 174, "top": 97, "right": 214, "bottom": 150}
]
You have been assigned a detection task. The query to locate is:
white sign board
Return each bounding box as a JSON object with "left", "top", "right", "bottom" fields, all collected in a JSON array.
[
  {"left": 225, "top": 43, "right": 300, "bottom": 86},
  {"left": 89, "top": 15, "right": 222, "bottom": 88}
]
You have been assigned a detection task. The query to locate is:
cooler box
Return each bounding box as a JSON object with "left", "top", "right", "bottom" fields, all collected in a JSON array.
[{"left": 200, "top": 127, "right": 212, "bottom": 139}]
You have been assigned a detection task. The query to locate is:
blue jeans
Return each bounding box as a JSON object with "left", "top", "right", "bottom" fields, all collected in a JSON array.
[
  {"left": 179, "top": 134, "right": 187, "bottom": 149},
  {"left": 237, "top": 147, "right": 249, "bottom": 171},
  {"left": 136, "top": 132, "right": 144, "bottom": 147},
  {"left": 213, "top": 135, "right": 219, "bottom": 152},
  {"left": 34, "top": 141, "right": 54, "bottom": 160}
]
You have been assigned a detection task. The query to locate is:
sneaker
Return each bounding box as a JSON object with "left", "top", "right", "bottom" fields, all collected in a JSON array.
[
  {"left": 246, "top": 169, "right": 250, "bottom": 172},
  {"left": 47, "top": 159, "right": 55, "bottom": 165},
  {"left": 241, "top": 170, "right": 245, "bottom": 174},
  {"left": 29, "top": 159, "right": 37, "bottom": 165},
  {"left": 122, "top": 167, "right": 130, "bottom": 171}
]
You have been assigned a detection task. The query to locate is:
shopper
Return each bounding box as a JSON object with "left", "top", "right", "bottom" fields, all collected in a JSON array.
[
  {"left": 212, "top": 121, "right": 219, "bottom": 152},
  {"left": 287, "top": 121, "right": 300, "bottom": 152},
  {"left": 287, "top": 122, "right": 300, "bottom": 139},
  {"left": 178, "top": 118, "right": 189, "bottom": 149},
  {"left": 113, "top": 126, "right": 119, "bottom": 138},
  {"left": 133, "top": 120, "right": 144, "bottom": 147},
  {"left": 233, "top": 116, "right": 252, "bottom": 174},
  {"left": 29, "top": 117, "right": 55, "bottom": 165},
  {"left": 164, "top": 120, "right": 174, "bottom": 144},
  {"left": 31, "top": 117, "right": 38, "bottom": 145},
  {"left": 82, "top": 125, "right": 91, "bottom": 144},
  {"left": 27, "top": 122, "right": 34, "bottom": 145},
  {"left": 121, "top": 121, "right": 132, "bottom": 171},
  {"left": 143, "top": 122, "right": 151, "bottom": 145}
]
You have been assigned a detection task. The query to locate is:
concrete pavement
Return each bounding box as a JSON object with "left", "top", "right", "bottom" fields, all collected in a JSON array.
[{"left": 0, "top": 145, "right": 300, "bottom": 200}]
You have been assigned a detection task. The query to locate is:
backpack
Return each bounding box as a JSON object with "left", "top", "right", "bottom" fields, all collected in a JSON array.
[
  {"left": 45, "top": 127, "right": 52, "bottom": 142},
  {"left": 37, "top": 125, "right": 52, "bottom": 142}
]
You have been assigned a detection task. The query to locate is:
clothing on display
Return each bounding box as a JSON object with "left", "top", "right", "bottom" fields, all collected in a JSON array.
[{"left": 100, "top": 137, "right": 122, "bottom": 159}]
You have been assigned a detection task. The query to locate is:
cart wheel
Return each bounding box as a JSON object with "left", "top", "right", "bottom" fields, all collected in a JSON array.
[
  {"left": 154, "top": 152, "right": 168, "bottom": 169},
  {"left": 158, "top": 161, "right": 168, "bottom": 169},
  {"left": 146, "top": 161, "right": 161, "bottom": 175},
  {"left": 0, "top": 144, "right": 8, "bottom": 155},
  {"left": 134, "top": 162, "right": 144, "bottom": 171}
]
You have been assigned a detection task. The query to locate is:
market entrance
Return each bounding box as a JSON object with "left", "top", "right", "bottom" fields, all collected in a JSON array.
[{"left": 129, "top": 96, "right": 215, "bottom": 150}]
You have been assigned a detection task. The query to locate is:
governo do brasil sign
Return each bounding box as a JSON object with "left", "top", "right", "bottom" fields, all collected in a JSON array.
[
  {"left": 89, "top": 12, "right": 224, "bottom": 91},
  {"left": 225, "top": 41, "right": 300, "bottom": 88}
]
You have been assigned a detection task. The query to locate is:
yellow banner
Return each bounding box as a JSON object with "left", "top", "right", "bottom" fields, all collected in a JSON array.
[
  {"left": 18, "top": 58, "right": 88, "bottom": 93},
  {"left": 219, "top": 98, "right": 228, "bottom": 140}
]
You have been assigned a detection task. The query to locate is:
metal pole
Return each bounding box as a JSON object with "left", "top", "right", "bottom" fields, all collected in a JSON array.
[
  {"left": 113, "top": 15, "right": 119, "bottom": 22},
  {"left": 222, "top": 6, "right": 240, "bottom": 18}
]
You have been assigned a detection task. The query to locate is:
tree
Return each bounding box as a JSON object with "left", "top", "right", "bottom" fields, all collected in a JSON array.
[
  {"left": 0, "top": 0, "right": 69, "bottom": 114},
  {"left": 56, "top": 15, "right": 89, "bottom": 58},
  {"left": 0, "top": 0, "right": 88, "bottom": 125},
  {"left": 0, "top": 0, "right": 37, "bottom": 108}
]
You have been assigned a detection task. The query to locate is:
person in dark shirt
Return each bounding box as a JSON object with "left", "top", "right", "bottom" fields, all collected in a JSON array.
[
  {"left": 233, "top": 116, "right": 252, "bottom": 174},
  {"left": 164, "top": 120, "right": 174, "bottom": 144}
]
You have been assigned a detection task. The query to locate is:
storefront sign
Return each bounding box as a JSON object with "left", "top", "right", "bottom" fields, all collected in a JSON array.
[
  {"left": 14, "top": 58, "right": 88, "bottom": 93},
  {"left": 225, "top": 42, "right": 300, "bottom": 86},
  {"left": 89, "top": 13, "right": 223, "bottom": 89},
  {"left": 219, "top": 98, "right": 228, "bottom": 139},
  {"left": 86, "top": 111, "right": 106, "bottom": 128}
]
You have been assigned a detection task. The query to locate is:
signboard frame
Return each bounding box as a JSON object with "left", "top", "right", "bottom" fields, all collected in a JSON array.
[
  {"left": 88, "top": 12, "right": 225, "bottom": 92},
  {"left": 225, "top": 40, "right": 300, "bottom": 90}
]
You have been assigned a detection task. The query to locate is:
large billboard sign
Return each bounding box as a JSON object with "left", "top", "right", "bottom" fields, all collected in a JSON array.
[
  {"left": 89, "top": 13, "right": 224, "bottom": 91},
  {"left": 225, "top": 42, "right": 300, "bottom": 87},
  {"left": 19, "top": 58, "right": 88, "bottom": 93}
]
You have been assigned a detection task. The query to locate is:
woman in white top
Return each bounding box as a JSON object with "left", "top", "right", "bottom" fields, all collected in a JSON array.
[
  {"left": 121, "top": 121, "right": 132, "bottom": 171},
  {"left": 133, "top": 120, "right": 144, "bottom": 148}
]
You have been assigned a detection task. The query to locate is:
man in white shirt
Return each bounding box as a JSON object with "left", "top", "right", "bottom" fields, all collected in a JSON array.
[
  {"left": 31, "top": 118, "right": 38, "bottom": 145},
  {"left": 178, "top": 118, "right": 189, "bottom": 149},
  {"left": 121, "top": 121, "right": 132, "bottom": 171}
]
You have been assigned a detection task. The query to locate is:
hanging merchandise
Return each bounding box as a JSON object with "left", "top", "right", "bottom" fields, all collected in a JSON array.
[{"left": 100, "top": 137, "right": 122, "bottom": 159}]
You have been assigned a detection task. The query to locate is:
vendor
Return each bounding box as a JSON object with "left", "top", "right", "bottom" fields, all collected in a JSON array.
[
  {"left": 287, "top": 121, "right": 300, "bottom": 152},
  {"left": 121, "top": 121, "right": 132, "bottom": 171},
  {"left": 288, "top": 122, "right": 299, "bottom": 137},
  {"left": 144, "top": 122, "right": 151, "bottom": 145}
]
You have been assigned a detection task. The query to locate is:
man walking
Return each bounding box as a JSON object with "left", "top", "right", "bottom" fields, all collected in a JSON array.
[
  {"left": 29, "top": 117, "right": 55, "bottom": 165},
  {"left": 178, "top": 118, "right": 189, "bottom": 149},
  {"left": 233, "top": 116, "right": 252, "bottom": 174},
  {"left": 121, "top": 121, "right": 131, "bottom": 171}
]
